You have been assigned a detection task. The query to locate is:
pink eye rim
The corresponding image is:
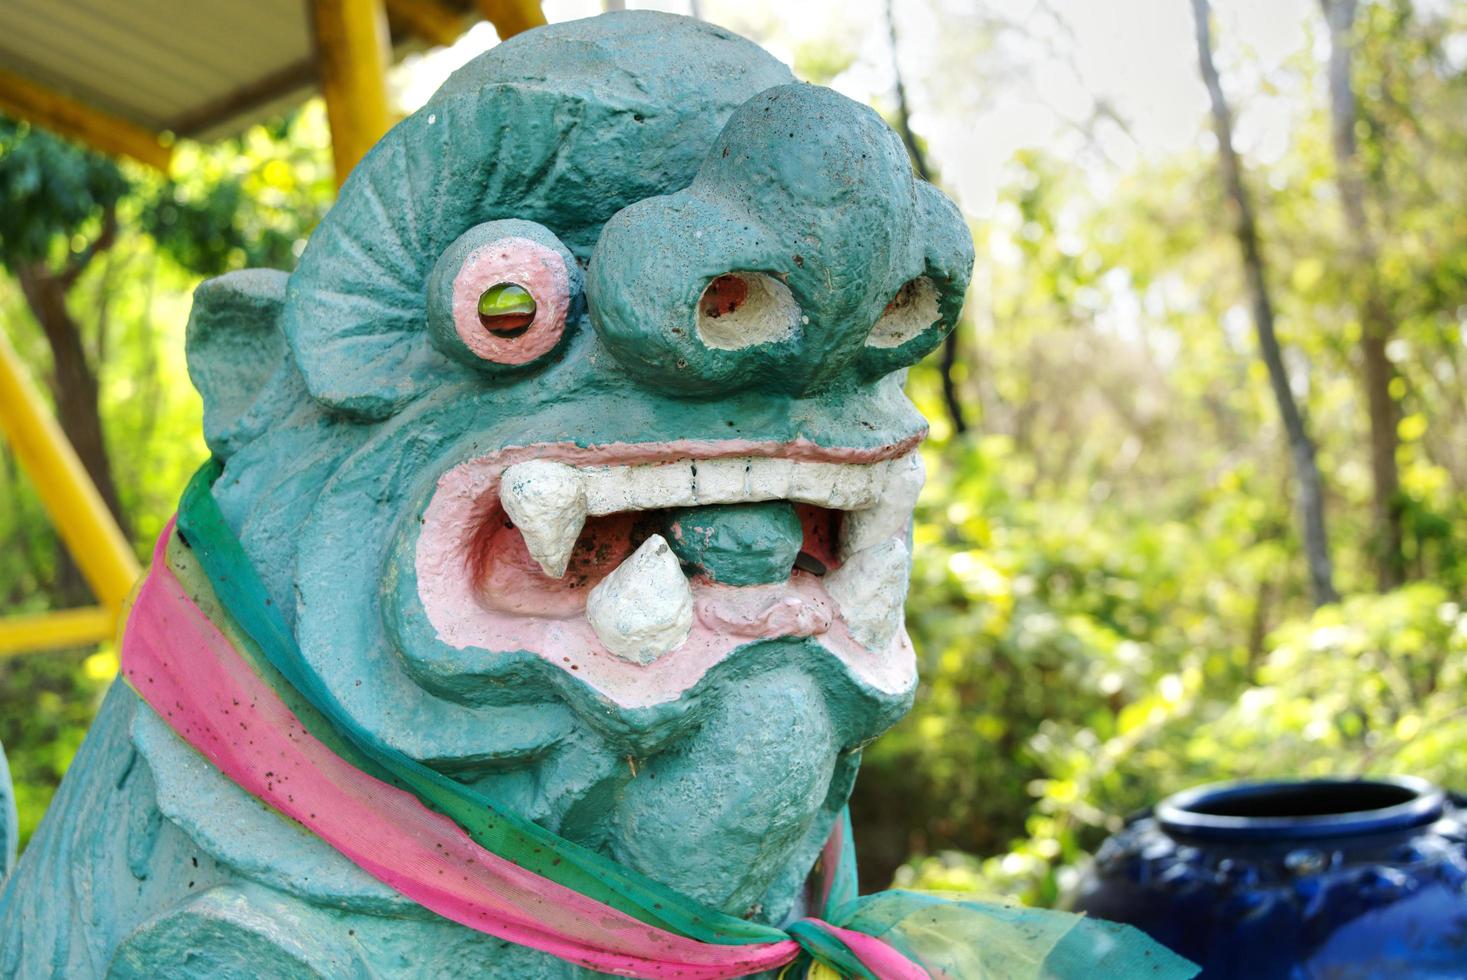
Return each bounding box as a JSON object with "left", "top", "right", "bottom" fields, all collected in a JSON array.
[{"left": 451, "top": 237, "right": 570, "bottom": 365}]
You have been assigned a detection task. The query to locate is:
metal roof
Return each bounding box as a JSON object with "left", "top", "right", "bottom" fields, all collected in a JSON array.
[{"left": 0, "top": 0, "right": 478, "bottom": 142}]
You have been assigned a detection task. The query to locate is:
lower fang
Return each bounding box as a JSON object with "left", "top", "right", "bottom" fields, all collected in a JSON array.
[
  {"left": 586, "top": 534, "right": 694, "bottom": 664},
  {"left": 824, "top": 539, "right": 910, "bottom": 650}
]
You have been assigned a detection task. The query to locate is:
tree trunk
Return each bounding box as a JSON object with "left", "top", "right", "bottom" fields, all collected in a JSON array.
[
  {"left": 14, "top": 264, "right": 130, "bottom": 543},
  {"left": 1189, "top": 0, "right": 1339, "bottom": 606},
  {"left": 1319, "top": 0, "right": 1405, "bottom": 590},
  {"left": 884, "top": 0, "right": 969, "bottom": 437}
]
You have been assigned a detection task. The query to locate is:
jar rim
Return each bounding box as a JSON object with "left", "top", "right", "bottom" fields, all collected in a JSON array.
[{"left": 1156, "top": 776, "right": 1446, "bottom": 842}]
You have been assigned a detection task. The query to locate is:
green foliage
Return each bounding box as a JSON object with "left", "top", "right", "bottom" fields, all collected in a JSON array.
[
  {"left": 891, "top": 579, "right": 1467, "bottom": 907},
  {"left": 0, "top": 650, "right": 114, "bottom": 846},
  {"left": 853, "top": 0, "right": 1467, "bottom": 905},
  {"left": 0, "top": 119, "right": 129, "bottom": 271},
  {"left": 0, "top": 104, "right": 333, "bottom": 851},
  {"left": 140, "top": 106, "right": 335, "bottom": 276}
]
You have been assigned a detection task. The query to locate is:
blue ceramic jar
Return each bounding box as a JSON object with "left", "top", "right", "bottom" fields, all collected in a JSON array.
[{"left": 1074, "top": 777, "right": 1467, "bottom": 978}]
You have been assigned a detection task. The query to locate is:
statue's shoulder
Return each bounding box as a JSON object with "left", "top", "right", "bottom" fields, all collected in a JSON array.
[
  {"left": 129, "top": 705, "right": 589, "bottom": 979},
  {"left": 132, "top": 704, "right": 409, "bottom": 915}
]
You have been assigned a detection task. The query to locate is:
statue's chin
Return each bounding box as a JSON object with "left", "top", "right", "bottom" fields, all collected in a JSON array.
[{"left": 578, "top": 658, "right": 849, "bottom": 920}]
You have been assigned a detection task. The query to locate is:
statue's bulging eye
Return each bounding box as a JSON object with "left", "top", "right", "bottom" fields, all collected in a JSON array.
[
  {"left": 428, "top": 223, "right": 580, "bottom": 373},
  {"left": 478, "top": 283, "right": 537, "bottom": 338}
]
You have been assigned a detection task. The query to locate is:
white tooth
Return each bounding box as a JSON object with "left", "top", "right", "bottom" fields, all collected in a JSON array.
[
  {"left": 692, "top": 457, "right": 751, "bottom": 505},
  {"left": 827, "top": 462, "right": 884, "bottom": 510},
  {"left": 839, "top": 452, "right": 925, "bottom": 560},
  {"left": 628, "top": 462, "right": 697, "bottom": 510},
  {"left": 825, "top": 538, "right": 910, "bottom": 650},
  {"left": 747, "top": 457, "right": 795, "bottom": 501},
  {"left": 584, "top": 463, "right": 696, "bottom": 515},
  {"left": 581, "top": 465, "right": 632, "bottom": 514},
  {"left": 639, "top": 460, "right": 695, "bottom": 510},
  {"left": 499, "top": 460, "right": 587, "bottom": 578},
  {"left": 586, "top": 534, "right": 694, "bottom": 664},
  {"left": 789, "top": 462, "right": 846, "bottom": 505}
]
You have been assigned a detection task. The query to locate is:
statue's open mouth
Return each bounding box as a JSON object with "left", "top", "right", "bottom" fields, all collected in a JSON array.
[{"left": 412, "top": 437, "right": 923, "bottom": 708}]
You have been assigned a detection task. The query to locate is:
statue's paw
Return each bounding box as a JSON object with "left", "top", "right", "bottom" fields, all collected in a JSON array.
[{"left": 108, "top": 884, "right": 360, "bottom": 979}]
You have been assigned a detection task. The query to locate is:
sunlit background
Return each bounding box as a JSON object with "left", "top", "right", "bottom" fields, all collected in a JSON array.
[{"left": 405, "top": 0, "right": 1324, "bottom": 215}]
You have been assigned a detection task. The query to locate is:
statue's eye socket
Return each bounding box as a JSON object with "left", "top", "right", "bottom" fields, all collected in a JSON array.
[
  {"left": 694, "top": 271, "right": 800, "bottom": 350},
  {"left": 430, "top": 231, "right": 575, "bottom": 370},
  {"left": 866, "top": 277, "right": 941, "bottom": 349},
  {"left": 699, "top": 274, "right": 748, "bottom": 319},
  {"left": 478, "top": 283, "right": 537, "bottom": 338},
  {"left": 884, "top": 280, "right": 918, "bottom": 316}
]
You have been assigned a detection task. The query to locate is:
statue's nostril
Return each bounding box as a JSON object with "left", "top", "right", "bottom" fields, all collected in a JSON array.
[
  {"left": 693, "top": 272, "right": 800, "bottom": 351},
  {"left": 477, "top": 282, "right": 537, "bottom": 338},
  {"left": 699, "top": 274, "right": 748, "bottom": 319}
]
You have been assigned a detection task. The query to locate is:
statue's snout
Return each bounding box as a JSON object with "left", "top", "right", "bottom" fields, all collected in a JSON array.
[{"left": 587, "top": 83, "right": 975, "bottom": 399}]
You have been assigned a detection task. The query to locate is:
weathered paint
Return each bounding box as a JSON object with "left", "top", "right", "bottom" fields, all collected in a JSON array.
[{"left": 0, "top": 10, "right": 973, "bottom": 976}]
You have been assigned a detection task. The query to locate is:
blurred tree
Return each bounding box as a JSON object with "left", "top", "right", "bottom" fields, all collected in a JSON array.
[
  {"left": 883, "top": 0, "right": 968, "bottom": 436},
  {"left": 0, "top": 105, "right": 333, "bottom": 849},
  {"left": 0, "top": 110, "right": 332, "bottom": 544},
  {"left": 0, "top": 121, "right": 132, "bottom": 557},
  {"left": 1319, "top": 0, "right": 1406, "bottom": 589},
  {"left": 867, "top": 0, "right": 1467, "bottom": 902},
  {"left": 1189, "top": 0, "right": 1338, "bottom": 606}
]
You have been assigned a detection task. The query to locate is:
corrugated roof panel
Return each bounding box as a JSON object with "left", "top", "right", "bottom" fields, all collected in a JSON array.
[
  {"left": 131, "top": 0, "right": 308, "bottom": 67},
  {"left": 2, "top": 8, "right": 189, "bottom": 124},
  {"left": 1, "top": 8, "right": 162, "bottom": 120},
  {"left": 0, "top": 0, "right": 482, "bottom": 142},
  {"left": 71, "top": 1, "right": 237, "bottom": 91},
  {"left": 0, "top": 0, "right": 312, "bottom": 130}
]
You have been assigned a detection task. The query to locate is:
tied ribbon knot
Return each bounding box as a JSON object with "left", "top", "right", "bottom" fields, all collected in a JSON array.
[{"left": 785, "top": 918, "right": 926, "bottom": 979}]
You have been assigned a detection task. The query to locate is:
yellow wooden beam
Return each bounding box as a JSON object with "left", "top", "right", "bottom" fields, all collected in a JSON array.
[
  {"left": 0, "top": 331, "right": 140, "bottom": 614},
  {"left": 0, "top": 607, "right": 114, "bottom": 658},
  {"left": 312, "top": 0, "right": 393, "bottom": 188},
  {"left": 477, "top": 0, "right": 546, "bottom": 39},
  {"left": 385, "top": 0, "right": 470, "bottom": 48},
  {"left": 0, "top": 69, "right": 172, "bottom": 172}
]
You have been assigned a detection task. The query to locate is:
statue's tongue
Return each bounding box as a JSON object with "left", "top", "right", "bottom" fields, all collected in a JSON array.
[{"left": 661, "top": 502, "right": 803, "bottom": 585}]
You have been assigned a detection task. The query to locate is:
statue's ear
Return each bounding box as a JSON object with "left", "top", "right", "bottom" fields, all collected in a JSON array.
[{"left": 185, "top": 269, "right": 291, "bottom": 459}]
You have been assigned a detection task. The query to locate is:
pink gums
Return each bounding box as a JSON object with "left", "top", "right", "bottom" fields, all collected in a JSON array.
[
  {"left": 122, "top": 523, "right": 805, "bottom": 979},
  {"left": 452, "top": 237, "right": 569, "bottom": 364},
  {"left": 413, "top": 438, "right": 921, "bottom": 709}
]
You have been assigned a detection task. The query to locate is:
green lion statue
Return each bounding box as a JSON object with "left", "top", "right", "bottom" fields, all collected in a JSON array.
[{"left": 0, "top": 12, "right": 1193, "bottom": 979}]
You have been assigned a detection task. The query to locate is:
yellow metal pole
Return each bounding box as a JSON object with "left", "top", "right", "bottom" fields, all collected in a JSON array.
[
  {"left": 312, "top": 0, "right": 393, "bottom": 188},
  {"left": 0, "top": 331, "right": 140, "bottom": 615},
  {"left": 476, "top": 0, "right": 546, "bottom": 39},
  {"left": 0, "top": 608, "right": 114, "bottom": 659},
  {"left": 385, "top": 0, "right": 469, "bottom": 48},
  {"left": 0, "top": 69, "right": 173, "bottom": 173}
]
